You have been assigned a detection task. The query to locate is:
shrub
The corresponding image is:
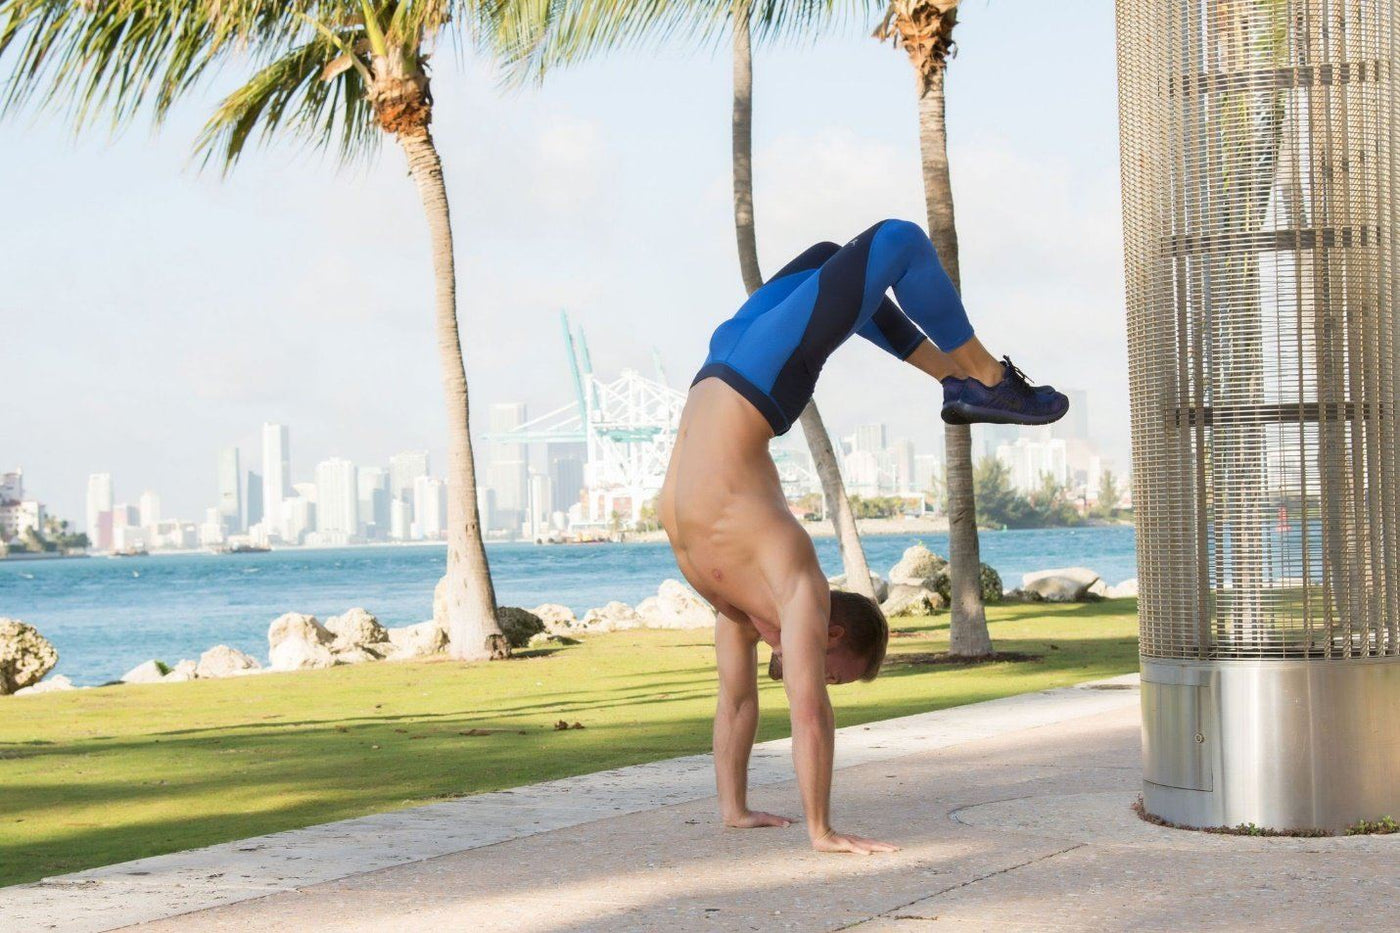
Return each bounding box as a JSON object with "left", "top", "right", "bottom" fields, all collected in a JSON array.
[
  {"left": 495, "top": 607, "right": 546, "bottom": 649},
  {"left": 931, "top": 564, "right": 1003, "bottom": 605}
]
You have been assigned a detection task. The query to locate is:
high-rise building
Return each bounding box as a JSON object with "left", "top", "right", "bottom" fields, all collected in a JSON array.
[
  {"left": 413, "top": 476, "right": 447, "bottom": 539},
  {"left": 138, "top": 490, "right": 161, "bottom": 529},
  {"left": 914, "top": 454, "right": 942, "bottom": 498},
  {"left": 476, "top": 487, "right": 496, "bottom": 535},
  {"left": 549, "top": 456, "right": 585, "bottom": 514},
  {"left": 245, "top": 470, "right": 264, "bottom": 528},
  {"left": 390, "top": 498, "right": 411, "bottom": 541},
  {"left": 487, "top": 403, "right": 528, "bottom": 531},
  {"left": 0, "top": 495, "right": 43, "bottom": 540},
  {"left": 890, "top": 437, "right": 917, "bottom": 494},
  {"left": 199, "top": 507, "right": 226, "bottom": 547},
  {"left": 0, "top": 469, "right": 21, "bottom": 504},
  {"left": 86, "top": 473, "right": 113, "bottom": 550},
  {"left": 977, "top": 423, "right": 1022, "bottom": 463},
  {"left": 996, "top": 437, "right": 1069, "bottom": 494},
  {"left": 526, "top": 471, "right": 553, "bottom": 539},
  {"left": 1050, "top": 389, "right": 1090, "bottom": 442},
  {"left": 843, "top": 450, "right": 883, "bottom": 497},
  {"left": 315, "top": 458, "right": 359, "bottom": 539},
  {"left": 282, "top": 496, "right": 313, "bottom": 544},
  {"left": 389, "top": 451, "right": 429, "bottom": 504},
  {"left": 854, "top": 423, "right": 889, "bottom": 455},
  {"left": 217, "top": 447, "right": 243, "bottom": 532},
  {"left": 357, "top": 466, "right": 390, "bottom": 539},
  {"left": 261, "top": 423, "right": 290, "bottom": 538}
]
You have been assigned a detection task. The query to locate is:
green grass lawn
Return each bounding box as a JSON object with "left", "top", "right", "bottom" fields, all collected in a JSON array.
[{"left": 0, "top": 599, "right": 1138, "bottom": 887}]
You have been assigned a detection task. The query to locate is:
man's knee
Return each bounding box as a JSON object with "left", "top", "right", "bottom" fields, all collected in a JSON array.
[{"left": 875, "top": 218, "right": 929, "bottom": 252}]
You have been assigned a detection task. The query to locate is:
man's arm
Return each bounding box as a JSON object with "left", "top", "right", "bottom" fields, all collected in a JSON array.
[
  {"left": 771, "top": 536, "right": 898, "bottom": 855},
  {"left": 714, "top": 610, "right": 792, "bottom": 829}
]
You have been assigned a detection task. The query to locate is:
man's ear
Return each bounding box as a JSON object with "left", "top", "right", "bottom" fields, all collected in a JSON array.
[{"left": 827, "top": 624, "right": 845, "bottom": 646}]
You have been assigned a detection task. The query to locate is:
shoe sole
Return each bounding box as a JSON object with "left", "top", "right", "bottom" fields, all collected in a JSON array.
[{"left": 941, "top": 401, "right": 1068, "bottom": 427}]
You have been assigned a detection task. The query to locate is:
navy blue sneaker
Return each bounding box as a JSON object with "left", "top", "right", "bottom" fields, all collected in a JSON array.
[{"left": 941, "top": 357, "right": 1069, "bottom": 426}]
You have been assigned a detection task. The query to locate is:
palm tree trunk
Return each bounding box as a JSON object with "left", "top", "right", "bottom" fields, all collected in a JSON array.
[
  {"left": 918, "top": 69, "right": 990, "bottom": 656},
  {"left": 398, "top": 129, "right": 509, "bottom": 661},
  {"left": 730, "top": 7, "right": 876, "bottom": 602},
  {"left": 797, "top": 403, "right": 875, "bottom": 599},
  {"left": 732, "top": 10, "right": 763, "bottom": 297}
]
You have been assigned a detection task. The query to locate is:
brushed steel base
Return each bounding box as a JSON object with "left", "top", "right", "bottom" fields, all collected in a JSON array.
[{"left": 1140, "top": 656, "right": 1400, "bottom": 832}]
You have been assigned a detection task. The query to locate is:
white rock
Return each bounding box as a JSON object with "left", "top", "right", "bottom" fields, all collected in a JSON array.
[
  {"left": 433, "top": 575, "right": 449, "bottom": 632},
  {"left": 635, "top": 580, "right": 716, "bottom": 630},
  {"left": 196, "top": 645, "right": 262, "bottom": 679},
  {"left": 532, "top": 603, "right": 579, "bottom": 634},
  {"left": 163, "top": 659, "right": 198, "bottom": 682},
  {"left": 580, "top": 601, "right": 644, "bottom": 633},
  {"left": 386, "top": 620, "right": 448, "bottom": 659},
  {"left": 1022, "top": 566, "right": 1101, "bottom": 588},
  {"left": 1107, "top": 577, "right": 1139, "bottom": 599},
  {"left": 267, "top": 613, "right": 336, "bottom": 671},
  {"left": 121, "top": 660, "right": 169, "bottom": 684},
  {"left": 0, "top": 618, "right": 59, "bottom": 695},
  {"left": 12, "top": 674, "right": 76, "bottom": 696},
  {"left": 1021, "top": 567, "right": 1102, "bottom": 602},
  {"left": 881, "top": 583, "right": 948, "bottom": 618},
  {"left": 324, "top": 608, "right": 388, "bottom": 652},
  {"left": 888, "top": 545, "right": 948, "bottom": 586},
  {"left": 527, "top": 632, "right": 579, "bottom": 648},
  {"left": 828, "top": 572, "right": 890, "bottom": 603}
]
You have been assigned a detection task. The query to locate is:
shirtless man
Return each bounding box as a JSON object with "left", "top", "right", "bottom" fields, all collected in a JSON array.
[{"left": 658, "top": 219, "right": 1068, "bottom": 854}]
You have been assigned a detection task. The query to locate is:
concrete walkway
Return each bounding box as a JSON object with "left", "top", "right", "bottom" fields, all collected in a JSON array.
[{"left": 5, "top": 674, "right": 1396, "bottom": 931}]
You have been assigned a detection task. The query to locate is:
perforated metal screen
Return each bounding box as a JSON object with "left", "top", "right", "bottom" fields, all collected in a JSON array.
[{"left": 1116, "top": 0, "right": 1400, "bottom": 659}]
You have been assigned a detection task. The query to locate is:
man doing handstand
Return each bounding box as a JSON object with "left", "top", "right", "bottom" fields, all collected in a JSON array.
[{"left": 658, "top": 219, "right": 1068, "bottom": 854}]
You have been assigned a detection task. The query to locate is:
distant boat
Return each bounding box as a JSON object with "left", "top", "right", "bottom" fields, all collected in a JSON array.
[
  {"left": 227, "top": 544, "right": 271, "bottom": 554},
  {"left": 111, "top": 548, "right": 149, "bottom": 558}
]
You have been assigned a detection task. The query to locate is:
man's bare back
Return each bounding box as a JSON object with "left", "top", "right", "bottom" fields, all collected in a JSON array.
[{"left": 659, "top": 378, "right": 825, "bottom": 650}]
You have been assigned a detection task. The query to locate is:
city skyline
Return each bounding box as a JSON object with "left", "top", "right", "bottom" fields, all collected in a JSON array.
[
  {"left": 45, "top": 373, "right": 1117, "bottom": 552},
  {"left": 6, "top": 5, "right": 1129, "bottom": 527}
]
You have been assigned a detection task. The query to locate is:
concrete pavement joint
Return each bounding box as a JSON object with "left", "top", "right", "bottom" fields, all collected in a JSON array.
[
  {"left": 878, "top": 844, "right": 1088, "bottom": 923},
  {"left": 0, "top": 675, "right": 1140, "bottom": 933}
]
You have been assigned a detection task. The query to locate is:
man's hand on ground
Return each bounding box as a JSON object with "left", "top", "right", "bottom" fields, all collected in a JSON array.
[
  {"left": 723, "top": 810, "right": 794, "bottom": 829},
  {"left": 811, "top": 829, "right": 900, "bottom": 855}
]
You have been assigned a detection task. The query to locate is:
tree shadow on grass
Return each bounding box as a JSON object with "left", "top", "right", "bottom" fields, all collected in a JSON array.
[{"left": 0, "top": 629, "right": 1141, "bottom": 888}]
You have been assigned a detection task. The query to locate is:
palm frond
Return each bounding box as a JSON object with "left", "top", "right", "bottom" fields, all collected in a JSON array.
[
  {"left": 493, "top": 0, "right": 880, "bottom": 88},
  {"left": 194, "top": 31, "right": 378, "bottom": 172},
  {"left": 0, "top": 0, "right": 222, "bottom": 129}
]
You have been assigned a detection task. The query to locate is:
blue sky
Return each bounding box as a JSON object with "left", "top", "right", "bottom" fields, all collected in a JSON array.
[{"left": 2, "top": 2, "right": 1126, "bottom": 522}]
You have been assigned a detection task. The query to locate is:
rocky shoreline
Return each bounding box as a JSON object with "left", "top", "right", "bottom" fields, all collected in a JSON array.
[{"left": 1, "top": 545, "right": 1136, "bottom": 696}]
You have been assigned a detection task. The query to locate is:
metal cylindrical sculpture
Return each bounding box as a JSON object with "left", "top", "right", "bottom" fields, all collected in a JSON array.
[{"left": 1116, "top": 0, "right": 1400, "bottom": 831}]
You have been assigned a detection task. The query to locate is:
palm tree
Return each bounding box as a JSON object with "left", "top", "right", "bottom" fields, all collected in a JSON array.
[
  {"left": 508, "top": 0, "right": 879, "bottom": 601},
  {"left": 0, "top": 0, "right": 509, "bottom": 659},
  {"left": 730, "top": 1, "right": 876, "bottom": 601},
  {"left": 875, "top": 0, "right": 991, "bottom": 656}
]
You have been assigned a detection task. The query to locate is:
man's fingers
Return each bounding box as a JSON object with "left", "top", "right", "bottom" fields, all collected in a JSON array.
[{"left": 856, "top": 836, "right": 900, "bottom": 853}]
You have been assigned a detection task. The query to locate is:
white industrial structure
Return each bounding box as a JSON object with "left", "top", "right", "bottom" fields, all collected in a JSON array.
[
  {"left": 489, "top": 313, "right": 685, "bottom": 528},
  {"left": 488, "top": 313, "right": 824, "bottom": 533}
]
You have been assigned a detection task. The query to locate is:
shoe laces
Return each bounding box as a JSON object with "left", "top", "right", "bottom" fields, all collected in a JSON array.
[{"left": 1002, "top": 356, "right": 1035, "bottom": 388}]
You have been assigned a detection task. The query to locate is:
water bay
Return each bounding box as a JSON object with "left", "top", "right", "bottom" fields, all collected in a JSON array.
[{"left": 0, "top": 526, "right": 1136, "bottom": 685}]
